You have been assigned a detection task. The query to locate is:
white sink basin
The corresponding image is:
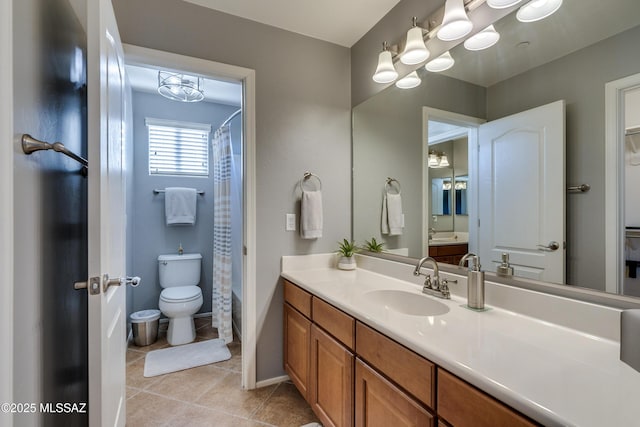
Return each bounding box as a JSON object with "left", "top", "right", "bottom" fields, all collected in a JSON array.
[{"left": 363, "top": 289, "right": 450, "bottom": 316}]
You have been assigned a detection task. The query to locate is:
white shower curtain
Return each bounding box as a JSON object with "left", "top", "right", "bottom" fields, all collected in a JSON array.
[{"left": 212, "top": 125, "right": 234, "bottom": 344}]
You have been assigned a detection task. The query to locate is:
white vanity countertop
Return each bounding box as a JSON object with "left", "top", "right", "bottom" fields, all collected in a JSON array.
[{"left": 281, "top": 257, "right": 640, "bottom": 427}]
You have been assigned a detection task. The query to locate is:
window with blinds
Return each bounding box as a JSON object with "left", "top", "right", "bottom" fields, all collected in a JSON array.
[{"left": 146, "top": 118, "right": 211, "bottom": 177}]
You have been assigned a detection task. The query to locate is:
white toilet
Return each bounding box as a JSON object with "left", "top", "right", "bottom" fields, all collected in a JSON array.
[{"left": 158, "top": 253, "right": 203, "bottom": 346}]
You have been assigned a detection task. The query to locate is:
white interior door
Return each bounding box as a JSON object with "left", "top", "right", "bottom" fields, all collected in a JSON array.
[
  {"left": 87, "top": 0, "right": 127, "bottom": 425},
  {"left": 478, "top": 100, "right": 565, "bottom": 282}
]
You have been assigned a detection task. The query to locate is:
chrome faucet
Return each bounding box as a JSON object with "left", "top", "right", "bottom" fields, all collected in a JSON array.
[{"left": 413, "top": 256, "right": 451, "bottom": 299}]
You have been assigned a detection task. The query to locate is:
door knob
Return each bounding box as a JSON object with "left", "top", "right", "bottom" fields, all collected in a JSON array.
[
  {"left": 537, "top": 241, "right": 560, "bottom": 252},
  {"left": 102, "top": 274, "right": 142, "bottom": 292}
]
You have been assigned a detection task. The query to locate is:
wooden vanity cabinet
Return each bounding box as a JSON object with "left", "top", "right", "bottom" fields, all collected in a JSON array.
[
  {"left": 355, "top": 359, "right": 434, "bottom": 427},
  {"left": 428, "top": 243, "right": 469, "bottom": 265},
  {"left": 283, "top": 302, "right": 311, "bottom": 399},
  {"left": 437, "top": 369, "right": 538, "bottom": 427}
]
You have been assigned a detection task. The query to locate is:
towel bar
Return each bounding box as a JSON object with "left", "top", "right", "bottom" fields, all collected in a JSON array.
[
  {"left": 300, "top": 171, "right": 322, "bottom": 192},
  {"left": 567, "top": 184, "right": 590, "bottom": 193},
  {"left": 385, "top": 177, "right": 402, "bottom": 194},
  {"left": 22, "top": 134, "right": 88, "bottom": 175},
  {"left": 154, "top": 189, "right": 205, "bottom": 195}
]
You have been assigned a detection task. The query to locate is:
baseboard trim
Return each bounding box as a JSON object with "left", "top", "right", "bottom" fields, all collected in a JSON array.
[
  {"left": 194, "top": 311, "right": 213, "bottom": 319},
  {"left": 255, "top": 374, "right": 289, "bottom": 389}
]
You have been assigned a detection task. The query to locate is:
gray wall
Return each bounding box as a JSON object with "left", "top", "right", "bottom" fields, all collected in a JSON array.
[
  {"left": 13, "top": 0, "right": 88, "bottom": 424},
  {"left": 353, "top": 72, "right": 485, "bottom": 257},
  {"left": 113, "top": 0, "right": 352, "bottom": 382},
  {"left": 487, "top": 25, "right": 640, "bottom": 290},
  {"left": 130, "top": 90, "right": 238, "bottom": 316}
]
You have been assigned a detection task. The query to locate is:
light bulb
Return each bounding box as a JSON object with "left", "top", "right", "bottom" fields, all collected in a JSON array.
[
  {"left": 425, "top": 51, "right": 455, "bottom": 73},
  {"left": 517, "top": 0, "right": 563, "bottom": 22},
  {"left": 464, "top": 25, "right": 500, "bottom": 51},
  {"left": 438, "top": 0, "right": 473, "bottom": 41},
  {"left": 401, "top": 18, "right": 430, "bottom": 65},
  {"left": 395, "top": 71, "right": 421, "bottom": 89}
]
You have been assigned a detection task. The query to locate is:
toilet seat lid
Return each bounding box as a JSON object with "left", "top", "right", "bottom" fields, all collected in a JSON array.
[{"left": 160, "top": 286, "right": 202, "bottom": 302}]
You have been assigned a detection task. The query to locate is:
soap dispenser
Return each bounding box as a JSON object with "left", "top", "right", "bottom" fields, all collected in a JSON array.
[
  {"left": 496, "top": 252, "right": 514, "bottom": 277},
  {"left": 178, "top": 243, "right": 184, "bottom": 255},
  {"left": 466, "top": 255, "right": 484, "bottom": 310}
]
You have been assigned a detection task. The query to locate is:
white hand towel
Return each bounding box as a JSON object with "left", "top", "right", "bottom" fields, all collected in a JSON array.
[
  {"left": 383, "top": 192, "right": 403, "bottom": 236},
  {"left": 301, "top": 190, "right": 323, "bottom": 239},
  {"left": 165, "top": 187, "right": 197, "bottom": 225},
  {"left": 387, "top": 193, "right": 403, "bottom": 235}
]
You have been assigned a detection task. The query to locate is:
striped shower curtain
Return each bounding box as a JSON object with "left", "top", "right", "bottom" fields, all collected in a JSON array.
[{"left": 212, "top": 125, "right": 234, "bottom": 344}]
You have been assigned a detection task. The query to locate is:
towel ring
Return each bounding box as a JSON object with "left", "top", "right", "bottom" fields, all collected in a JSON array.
[
  {"left": 385, "top": 177, "right": 401, "bottom": 194},
  {"left": 300, "top": 171, "right": 322, "bottom": 192}
]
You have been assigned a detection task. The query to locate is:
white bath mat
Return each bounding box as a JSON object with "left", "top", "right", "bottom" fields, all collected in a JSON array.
[{"left": 144, "top": 338, "right": 231, "bottom": 377}]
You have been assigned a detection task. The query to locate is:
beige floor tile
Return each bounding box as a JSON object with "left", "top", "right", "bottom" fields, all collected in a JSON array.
[
  {"left": 195, "top": 326, "right": 219, "bottom": 340},
  {"left": 252, "top": 382, "right": 319, "bottom": 427},
  {"left": 127, "top": 349, "right": 146, "bottom": 365},
  {"left": 165, "top": 404, "right": 271, "bottom": 427},
  {"left": 147, "top": 365, "right": 230, "bottom": 403},
  {"left": 214, "top": 340, "right": 242, "bottom": 373},
  {"left": 194, "top": 317, "right": 212, "bottom": 330},
  {"left": 195, "top": 372, "right": 277, "bottom": 418},
  {"left": 126, "top": 357, "right": 165, "bottom": 390},
  {"left": 126, "top": 391, "right": 190, "bottom": 427},
  {"left": 127, "top": 386, "right": 141, "bottom": 400},
  {"left": 129, "top": 335, "right": 171, "bottom": 353}
]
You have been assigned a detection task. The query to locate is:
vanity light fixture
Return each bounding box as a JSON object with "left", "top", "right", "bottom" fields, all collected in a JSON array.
[
  {"left": 372, "top": 42, "right": 399, "bottom": 83},
  {"left": 516, "top": 0, "right": 563, "bottom": 23},
  {"left": 428, "top": 150, "right": 450, "bottom": 168},
  {"left": 464, "top": 25, "right": 500, "bottom": 50},
  {"left": 428, "top": 153, "right": 440, "bottom": 167},
  {"left": 487, "top": 0, "right": 523, "bottom": 9},
  {"left": 157, "top": 71, "right": 204, "bottom": 103},
  {"left": 439, "top": 155, "right": 450, "bottom": 167},
  {"left": 425, "top": 51, "right": 455, "bottom": 73},
  {"left": 400, "top": 17, "right": 430, "bottom": 65},
  {"left": 395, "top": 71, "right": 422, "bottom": 89},
  {"left": 437, "top": 0, "right": 473, "bottom": 42}
]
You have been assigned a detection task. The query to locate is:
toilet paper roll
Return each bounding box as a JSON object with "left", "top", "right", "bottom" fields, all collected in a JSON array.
[{"left": 621, "top": 309, "right": 640, "bottom": 372}]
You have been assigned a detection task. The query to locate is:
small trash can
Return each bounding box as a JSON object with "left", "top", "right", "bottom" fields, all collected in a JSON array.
[{"left": 130, "top": 309, "right": 161, "bottom": 346}]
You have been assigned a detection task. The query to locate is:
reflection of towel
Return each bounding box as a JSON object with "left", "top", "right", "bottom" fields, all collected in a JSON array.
[
  {"left": 381, "top": 192, "right": 403, "bottom": 236},
  {"left": 165, "top": 187, "right": 197, "bottom": 225},
  {"left": 301, "top": 190, "right": 323, "bottom": 239}
]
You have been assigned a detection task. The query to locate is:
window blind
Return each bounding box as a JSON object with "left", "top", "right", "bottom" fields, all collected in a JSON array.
[{"left": 146, "top": 118, "right": 211, "bottom": 177}]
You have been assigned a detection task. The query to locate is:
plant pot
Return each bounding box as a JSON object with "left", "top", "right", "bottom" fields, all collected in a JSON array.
[{"left": 338, "top": 255, "right": 356, "bottom": 270}]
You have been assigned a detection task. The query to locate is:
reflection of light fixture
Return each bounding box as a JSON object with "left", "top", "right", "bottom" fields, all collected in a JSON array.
[
  {"left": 455, "top": 181, "right": 468, "bottom": 190},
  {"left": 487, "top": 0, "right": 523, "bottom": 8},
  {"left": 401, "top": 17, "right": 430, "bottom": 65},
  {"left": 464, "top": 25, "right": 500, "bottom": 51},
  {"left": 158, "top": 71, "right": 204, "bottom": 102},
  {"left": 395, "top": 71, "right": 421, "bottom": 89},
  {"left": 517, "top": 0, "right": 563, "bottom": 23},
  {"left": 425, "top": 51, "right": 455, "bottom": 72},
  {"left": 442, "top": 181, "right": 452, "bottom": 190},
  {"left": 372, "top": 42, "right": 398, "bottom": 83},
  {"left": 438, "top": 0, "right": 473, "bottom": 41},
  {"left": 428, "top": 150, "right": 451, "bottom": 168}
]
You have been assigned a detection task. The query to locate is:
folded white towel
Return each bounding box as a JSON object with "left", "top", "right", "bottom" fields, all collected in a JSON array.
[
  {"left": 381, "top": 192, "right": 403, "bottom": 236},
  {"left": 165, "top": 187, "right": 197, "bottom": 225},
  {"left": 301, "top": 190, "right": 323, "bottom": 239}
]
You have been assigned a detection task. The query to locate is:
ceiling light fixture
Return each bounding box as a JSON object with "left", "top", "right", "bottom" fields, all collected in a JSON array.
[
  {"left": 437, "top": 0, "right": 473, "bottom": 42},
  {"left": 425, "top": 51, "right": 455, "bottom": 73},
  {"left": 400, "top": 17, "right": 430, "bottom": 65},
  {"left": 464, "top": 25, "right": 500, "bottom": 50},
  {"left": 157, "top": 71, "right": 204, "bottom": 103},
  {"left": 487, "top": 0, "right": 523, "bottom": 9},
  {"left": 516, "top": 0, "right": 563, "bottom": 23},
  {"left": 372, "top": 42, "right": 399, "bottom": 83},
  {"left": 395, "top": 71, "right": 422, "bottom": 89}
]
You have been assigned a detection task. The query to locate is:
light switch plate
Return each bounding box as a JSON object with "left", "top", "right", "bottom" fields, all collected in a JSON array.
[{"left": 286, "top": 213, "right": 296, "bottom": 231}]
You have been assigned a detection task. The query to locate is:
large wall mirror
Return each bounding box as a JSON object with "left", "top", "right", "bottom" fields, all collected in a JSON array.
[{"left": 353, "top": 0, "right": 640, "bottom": 299}]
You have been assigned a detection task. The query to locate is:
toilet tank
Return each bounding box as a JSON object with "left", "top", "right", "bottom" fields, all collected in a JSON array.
[{"left": 158, "top": 253, "right": 202, "bottom": 288}]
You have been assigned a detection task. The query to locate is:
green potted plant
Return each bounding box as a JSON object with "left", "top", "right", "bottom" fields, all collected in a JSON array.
[
  {"left": 336, "top": 239, "right": 358, "bottom": 270},
  {"left": 363, "top": 237, "right": 384, "bottom": 253}
]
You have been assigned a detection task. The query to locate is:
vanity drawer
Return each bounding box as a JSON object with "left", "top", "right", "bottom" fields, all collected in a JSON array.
[
  {"left": 437, "top": 369, "right": 539, "bottom": 427},
  {"left": 355, "top": 322, "right": 435, "bottom": 409},
  {"left": 284, "top": 280, "right": 312, "bottom": 318},
  {"left": 312, "top": 297, "right": 355, "bottom": 351}
]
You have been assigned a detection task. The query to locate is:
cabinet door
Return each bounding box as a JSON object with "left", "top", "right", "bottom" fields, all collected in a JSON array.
[
  {"left": 310, "top": 325, "right": 354, "bottom": 427},
  {"left": 355, "top": 359, "right": 434, "bottom": 427},
  {"left": 284, "top": 303, "right": 311, "bottom": 399}
]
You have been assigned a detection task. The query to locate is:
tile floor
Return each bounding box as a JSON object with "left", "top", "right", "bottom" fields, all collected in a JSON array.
[{"left": 127, "top": 316, "right": 321, "bottom": 427}]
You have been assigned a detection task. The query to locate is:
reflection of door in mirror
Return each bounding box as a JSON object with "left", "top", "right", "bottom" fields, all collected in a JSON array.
[
  {"left": 624, "top": 87, "right": 640, "bottom": 297},
  {"left": 455, "top": 176, "right": 468, "bottom": 215}
]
